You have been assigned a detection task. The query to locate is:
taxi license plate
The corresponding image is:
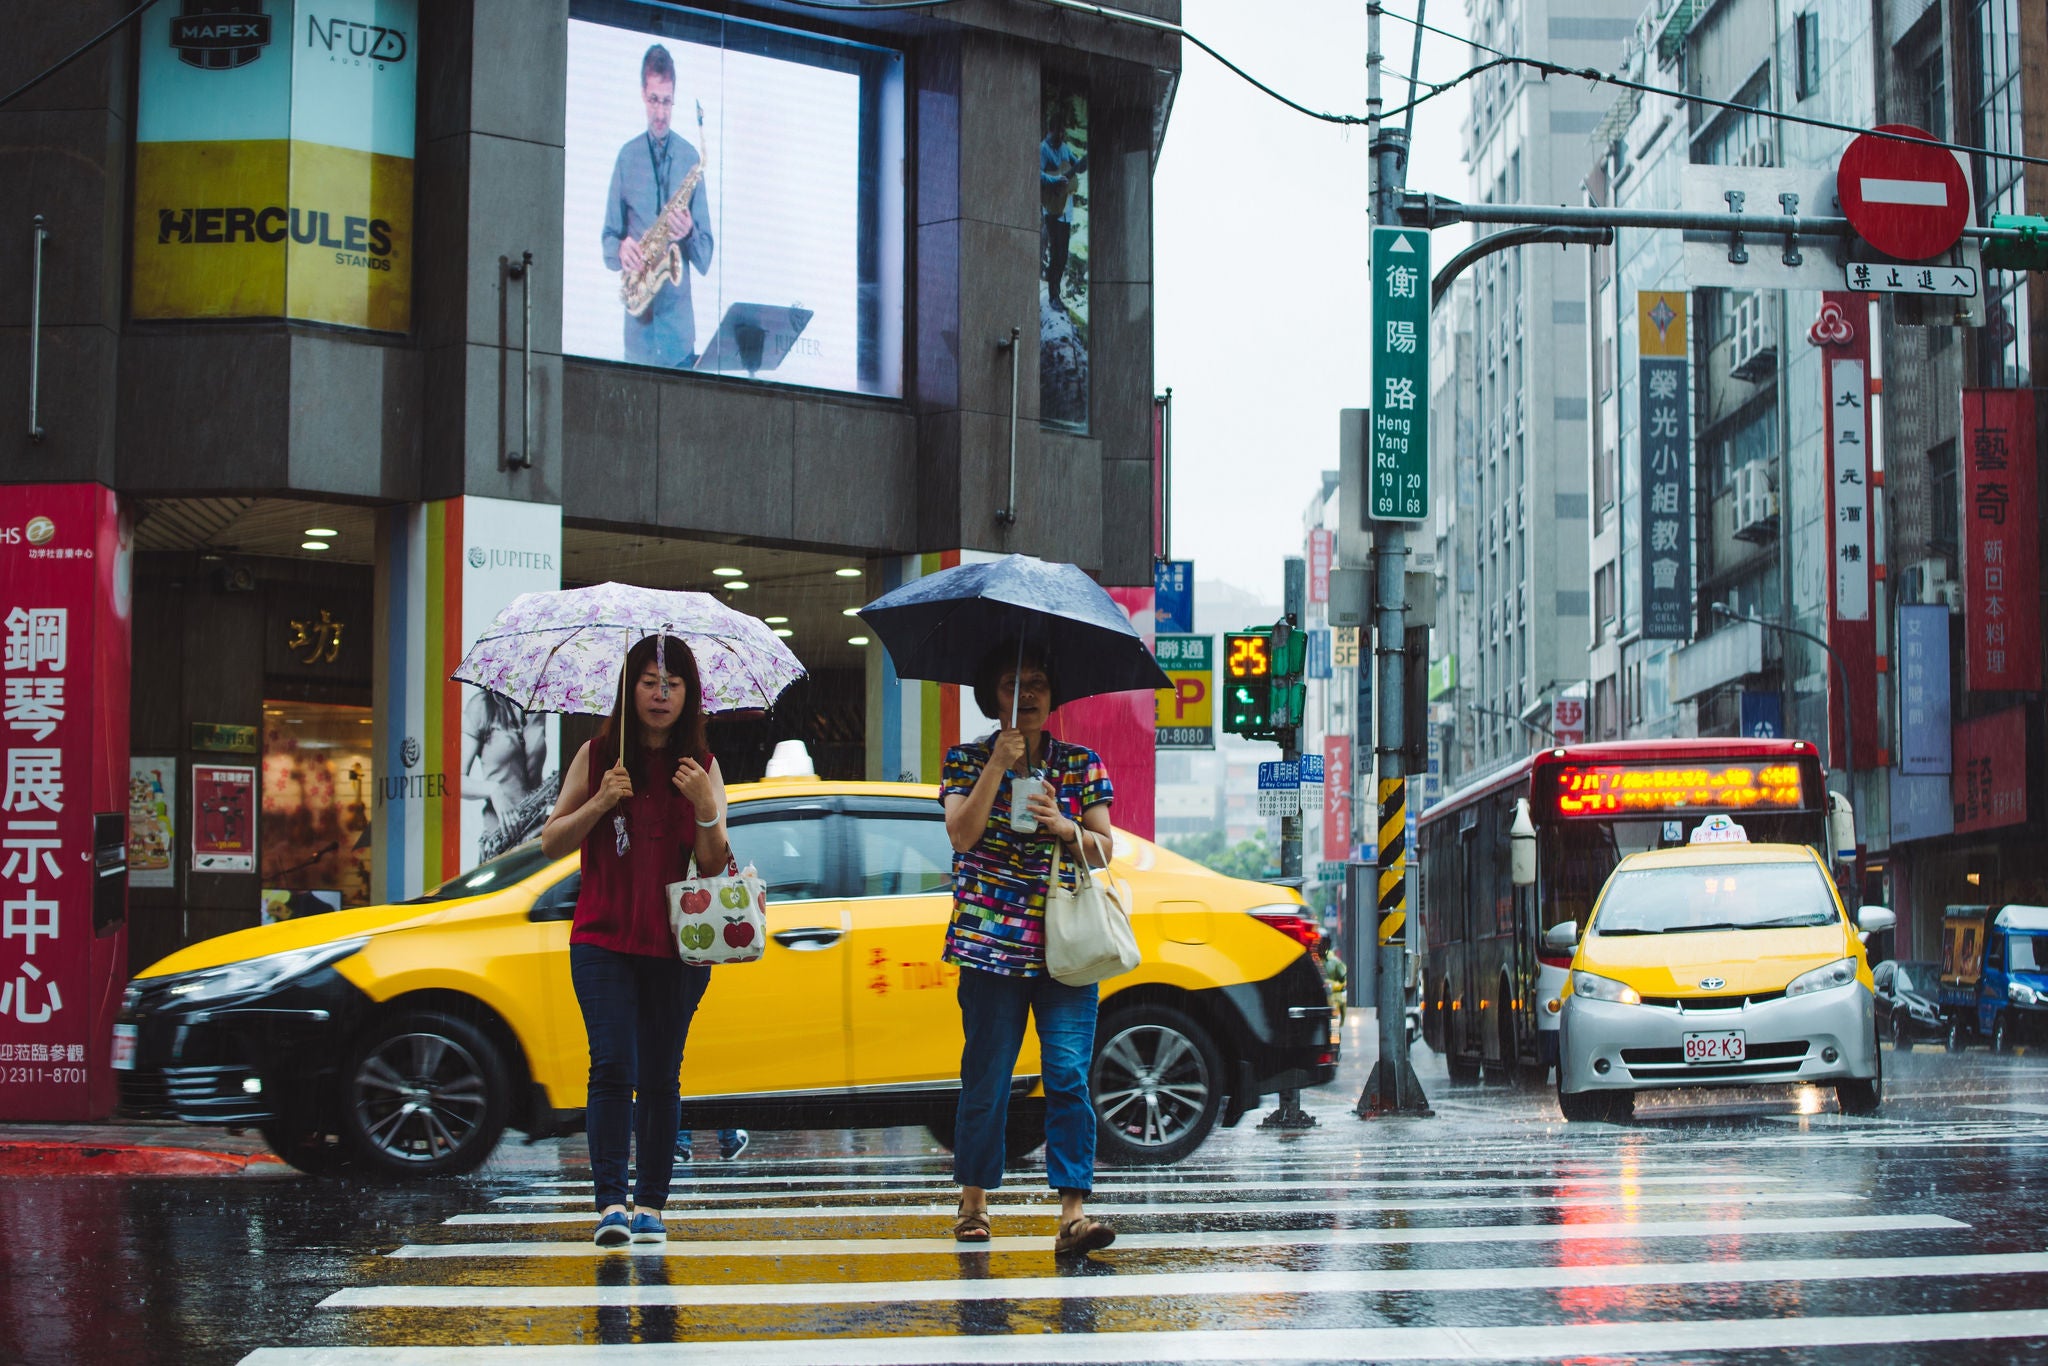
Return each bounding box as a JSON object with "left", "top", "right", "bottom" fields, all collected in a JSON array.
[
  {"left": 111, "top": 1023, "right": 137, "bottom": 1071},
  {"left": 1683, "top": 1030, "right": 1744, "bottom": 1064}
]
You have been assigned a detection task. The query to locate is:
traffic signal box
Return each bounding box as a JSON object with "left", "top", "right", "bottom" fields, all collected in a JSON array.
[
  {"left": 1222, "top": 619, "right": 1308, "bottom": 741},
  {"left": 1983, "top": 214, "right": 2048, "bottom": 272}
]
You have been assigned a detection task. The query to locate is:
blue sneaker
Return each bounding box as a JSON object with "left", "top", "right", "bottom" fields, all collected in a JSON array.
[
  {"left": 593, "top": 1209, "right": 631, "bottom": 1248},
  {"left": 630, "top": 1210, "right": 666, "bottom": 1244},
  {"left": 720, "top": 1129, "right": 750, "bottom": 1161}
]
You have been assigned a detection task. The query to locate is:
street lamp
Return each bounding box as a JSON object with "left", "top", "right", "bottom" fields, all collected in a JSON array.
[{"left": 1708, "top": 602, "right": 1854, "bottom": 788}]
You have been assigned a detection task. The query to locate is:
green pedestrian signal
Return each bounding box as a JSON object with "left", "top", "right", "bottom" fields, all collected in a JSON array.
[
  {"left": 1221, "top": 630, "right": 1274, "bottom": 738},
  {"left": 1983, "top": 214, "right": 2048, "bottom": 272}
]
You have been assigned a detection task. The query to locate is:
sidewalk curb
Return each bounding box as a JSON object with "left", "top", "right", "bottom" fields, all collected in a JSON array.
[{"left": 0, "top": 1140, "right": 287, "bottom": 1178}]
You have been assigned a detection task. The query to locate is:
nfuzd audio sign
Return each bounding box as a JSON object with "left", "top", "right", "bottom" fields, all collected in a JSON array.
[{"left": 132, "top": 1, "right": 417, "bottom": 332}]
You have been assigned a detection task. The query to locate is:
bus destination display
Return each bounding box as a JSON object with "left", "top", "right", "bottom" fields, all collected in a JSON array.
[{"left": 1545, "top": 761, "right": 1809, "bottom": 818}]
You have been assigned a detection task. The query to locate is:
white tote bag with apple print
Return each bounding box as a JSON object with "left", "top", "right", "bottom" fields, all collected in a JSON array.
[{"left": 666, "top": 853, "right": 768, "bottom": 966}]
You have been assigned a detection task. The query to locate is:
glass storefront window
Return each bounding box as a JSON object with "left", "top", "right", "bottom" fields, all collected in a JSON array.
[{"left": 261, "top": 700, "right": 375, "bottom": 916}]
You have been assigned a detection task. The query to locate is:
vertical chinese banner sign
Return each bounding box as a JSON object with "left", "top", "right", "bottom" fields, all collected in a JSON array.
[
  {"left": 1961, "top": 389, "right": 2041, "bottom": 692},
  {"left": 1308, "top": 529, "right": 1332, "bottom": 604},
  {"left": 1813, "top": 294, "right": 1879, "bottom": 775},
  {"left": 1637, "top": 293, "right": 1691, "bottom": 638},
  {"left": 1323, "top": 735, "right": 1353, "bottom": 863},
  {"left": 1, "top": 484, "right": 130, "bottom": 1121}
]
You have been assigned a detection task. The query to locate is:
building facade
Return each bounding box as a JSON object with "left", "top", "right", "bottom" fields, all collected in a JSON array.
[{"left": 1, "top": 0, "right": 1178, "bottom": 980}]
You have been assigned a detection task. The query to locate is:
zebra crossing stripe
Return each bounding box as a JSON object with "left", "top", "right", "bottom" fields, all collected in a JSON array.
[
  {"left": 489, "top": 1173, "right": 1787, "bottom": 1205},
  {"left": 389, "top": 1212, "right": 1958, "bottom": 1258},
  {"left": 235, "top": 1308, "right": 2048, "bottom": 1363},
  {"left": 445, "top": 1188, "right": 1860, "bottom": 1225},
  {"left": 319, "top": 1249, "right": 2048, "bottom": 1309}
]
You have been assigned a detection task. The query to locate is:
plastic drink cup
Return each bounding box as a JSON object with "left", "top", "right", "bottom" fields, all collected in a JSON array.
[{"left": 1007, "top": 773, "right": 1046, "bottom": 832}]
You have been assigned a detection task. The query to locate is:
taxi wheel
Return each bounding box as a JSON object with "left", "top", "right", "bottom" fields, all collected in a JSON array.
[
  {"left": 1091, "top": 1005, "right": 1223, "bottom": 1166},
  {"left": 340, "top": 1010, "right": 510, "bottom": 1178},
  {"left": 257, "top": 1117, "right": 354, "bottom": 1176},
  {"left": 1557, "top": 1083, "right": 1631, "bottom": 1123},
  {"left": 923, "top": 1109, "right": 1047, "bottom": 1160},
  {"left": 1836, "top": 1029, "right": 1883, "bottom": 1115}
]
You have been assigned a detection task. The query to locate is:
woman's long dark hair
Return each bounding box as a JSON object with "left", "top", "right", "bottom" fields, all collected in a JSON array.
[{"left": 596, "top": 634, "right": 707, "bottom": 778}]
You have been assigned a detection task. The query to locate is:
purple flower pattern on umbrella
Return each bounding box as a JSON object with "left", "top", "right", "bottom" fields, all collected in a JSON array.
[{"left": 451, "top": 583, "right": 804, "bottom": 716}]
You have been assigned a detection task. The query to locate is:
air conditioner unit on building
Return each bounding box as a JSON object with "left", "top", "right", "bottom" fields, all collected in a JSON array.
[
  {"left": 1914, "top": 557, "right": 1963, "bottom": 611},
  {"left": 1729, "top": 293, "right": 1778, "bottom": 381},
  {"left": 1732, "top": 462, "right": 1779, "bottom": 542}
]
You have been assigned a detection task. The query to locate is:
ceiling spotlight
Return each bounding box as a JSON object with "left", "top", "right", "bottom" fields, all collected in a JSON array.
[
  {"left": 773, "top": 628, "right": 794, "bottom": 638},
  {"left": 834, "top": 567, "right": 863, "bottom": 578},
  {"left": 301, "top": 540, "right": 330, "bottom": 551},
  {"left": 848, "top": 636, "right": 871, "bottom": 647},
  {"left": 723, "top": 580, "right": 750, "bottom": 591},
  {"left": 303, "top": 527, "right": 338, "bottom": 538},
  {"left": 764, "top": 616, "right": 789, "bottom": 625},
  {"left": 713, "top": 567, "right": 744, "bottom": 578}
]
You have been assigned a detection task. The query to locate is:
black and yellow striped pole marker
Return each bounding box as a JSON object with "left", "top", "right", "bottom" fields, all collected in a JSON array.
[{"left": 1377, "top": 777, "right": 1406, "bottom": 946}]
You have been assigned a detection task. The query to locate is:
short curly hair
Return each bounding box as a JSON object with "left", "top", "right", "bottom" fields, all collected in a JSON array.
[{"left": 972, "top": 640, "right": 1057, "bottom": 722}]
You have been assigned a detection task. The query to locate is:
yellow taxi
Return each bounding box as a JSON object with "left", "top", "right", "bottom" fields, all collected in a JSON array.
[
  {"left": 1551, "top": 815, "right": 1893, "bottom": 1122},
  {"left": 114, "top": 780, "right": 1336, "bottom": 1177}
]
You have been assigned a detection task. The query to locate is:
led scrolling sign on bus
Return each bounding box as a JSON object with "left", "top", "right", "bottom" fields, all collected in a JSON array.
[{"left": 1548, "top": 762, "right": 1809, "bottom": 818}]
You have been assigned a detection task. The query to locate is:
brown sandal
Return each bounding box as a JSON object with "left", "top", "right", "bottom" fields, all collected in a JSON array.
[
  {"left": 1054, "top": 1215, "right": 1115, "bottom": 1255},
  {"left": 951, "top": 1206, "right": 992, "bottom": 1243}
]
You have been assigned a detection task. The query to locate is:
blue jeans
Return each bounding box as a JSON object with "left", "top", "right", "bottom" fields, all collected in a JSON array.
[
  {"left": 570, "top": 942, "right": 710, "bottom": 1212},
  {"left": 954, "top": 966, "right": 1099, "bottom": 1192}
]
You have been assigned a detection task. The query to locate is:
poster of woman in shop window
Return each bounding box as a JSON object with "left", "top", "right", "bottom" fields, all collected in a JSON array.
[
  {"left": 1040, "top": 76, "right": 1090, "bottom": 430},
  {"left": 463, "top": 692, "right": 555, "bottom": 863}
]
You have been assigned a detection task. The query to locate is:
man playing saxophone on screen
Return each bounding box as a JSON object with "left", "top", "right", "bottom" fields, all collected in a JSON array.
[{"left": 602, "top": 44, "right": 714, "bottom": 368}]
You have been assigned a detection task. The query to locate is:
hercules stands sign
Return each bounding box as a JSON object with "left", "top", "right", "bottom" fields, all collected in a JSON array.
[{"left": 133, "top": 0, "right": 418, "bottom": 333}]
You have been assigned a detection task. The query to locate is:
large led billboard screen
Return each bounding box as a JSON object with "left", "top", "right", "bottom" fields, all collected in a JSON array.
[{"left": 563, "top": 2, "right": 904, "bottom": 396}]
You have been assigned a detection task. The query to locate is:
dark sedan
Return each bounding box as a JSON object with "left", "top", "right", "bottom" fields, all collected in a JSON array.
[{"left": 1873, "top": 960, "right": 1948, "bottom": 1047}]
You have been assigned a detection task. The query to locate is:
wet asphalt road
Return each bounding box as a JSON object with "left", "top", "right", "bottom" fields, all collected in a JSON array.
[{"left": 5, "top": 1017, "right": 2048, "bottom": 1366}]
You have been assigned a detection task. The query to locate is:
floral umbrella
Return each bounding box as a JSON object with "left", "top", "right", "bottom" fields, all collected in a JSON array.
[{"left": 451, "top": 582, "right": 805, "bottom": 720}]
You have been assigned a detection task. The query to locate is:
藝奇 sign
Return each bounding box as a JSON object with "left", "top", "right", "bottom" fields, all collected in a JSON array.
[
  {"left": 1, "top": 483, "right": 130, "bottom": 1122},
  {"left": 1637, "top": 293, "right": 1691, "bottom": 639},
  {"left": 1153, "top": 560, "right": 1194, "bottom": 634},
  {"left": 1897, "top": 605, "right": 1952, "bottom": 775},
  {"left": 131, "top": 0, "right": 418, "bottom": 332},
  {"left": 191, "top": 765, "right": 257, "bottom": 873},
  {"left": 1153, "top": 634, "right": 1214, "bottom": 750},
  {"left": 1369, "top": 227, "right": 1430, "bottom": 521},
  {"left": 1257, "top": 761, "right": 1300, "bottom": 818},
  {"left": 1960, "top": 388, "right": 2040, "bottom": 692},
  {"left": 1952, "top": 706, "right": 2027, "bottom": 835}
]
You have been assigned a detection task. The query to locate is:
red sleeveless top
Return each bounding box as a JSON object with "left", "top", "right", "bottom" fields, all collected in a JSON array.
[{"left": 570, "top": 742, "right": 709, "bottom": 958}]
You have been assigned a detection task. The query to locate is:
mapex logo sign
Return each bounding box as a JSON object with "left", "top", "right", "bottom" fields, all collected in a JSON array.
[
  {"left": 170, "top": 1, "right": 273, "bottom": 70},
  {"left": 306, "top": 12, "right": 410, "bottom": 67},
  {"left": 467, "top": 546, "right": 556, "bottom": 572}
]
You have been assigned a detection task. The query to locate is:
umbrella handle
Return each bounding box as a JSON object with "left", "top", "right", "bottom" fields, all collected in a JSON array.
[{"left": 618, "top": 633, "right": 629, "bottom": 767}]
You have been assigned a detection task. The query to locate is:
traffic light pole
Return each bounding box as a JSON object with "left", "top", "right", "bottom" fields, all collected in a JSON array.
[
  {"left": 1359, "top": 0, "right": 1431, "bottom": 1120},
  {"left": 1265, "top": 557, "right": 1316, "bottom": 1130}
]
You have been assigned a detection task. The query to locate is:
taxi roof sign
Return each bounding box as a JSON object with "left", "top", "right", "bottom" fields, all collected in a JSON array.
[{"left": 1689, "top": 814, "right": 1750, "bottom": 845}]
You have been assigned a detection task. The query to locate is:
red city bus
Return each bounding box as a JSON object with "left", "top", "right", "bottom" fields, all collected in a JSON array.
[{"left": 1416, "top": 738, "right": 1839, "bottom": 1083}]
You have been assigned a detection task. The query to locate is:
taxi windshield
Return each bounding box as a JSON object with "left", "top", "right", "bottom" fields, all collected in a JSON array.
[
  {"left": 407, "top": 842, "right": 554, "bottom": 903},
  {"left": 1593, "top": 861, "right": 1839, "bottom": 935}
]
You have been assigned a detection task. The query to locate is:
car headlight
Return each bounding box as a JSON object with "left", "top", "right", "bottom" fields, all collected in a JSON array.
[
  {"left": 157, "top": 939, "right": 368, "bottom": 1006},
  {"left": 1571, "top": 971, "right": 1641, "bottom": 1006},
  {"left": 121, "top": 981, "right": 142, "bottom": 1011},
  {"left": 2011, "top": 981, "right": 2040, "bottom": 1007},
  {"left": 1786, "top": 957, "right": 1857, "bottom": 998}
]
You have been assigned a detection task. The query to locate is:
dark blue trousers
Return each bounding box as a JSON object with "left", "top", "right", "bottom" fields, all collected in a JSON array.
[
  {"left": 954, "top": 965, "right": 1099, "bottom": 1192},
  {"left": 570, "top": 942, "right": 710, "bottom": 1212}
]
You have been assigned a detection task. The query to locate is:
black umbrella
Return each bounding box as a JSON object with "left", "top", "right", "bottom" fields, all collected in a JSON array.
[{"left": 858, "top": 555, "right": 1170, "bottom": 715}]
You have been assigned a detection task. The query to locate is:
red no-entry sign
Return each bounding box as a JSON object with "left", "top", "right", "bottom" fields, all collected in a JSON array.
[{"left": 1838, "top": 124, "right": 1971, "bottom": 262}]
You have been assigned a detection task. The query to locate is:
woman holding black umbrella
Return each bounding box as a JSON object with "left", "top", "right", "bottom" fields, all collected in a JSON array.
[{"left": 940, "top": 639, "right": 1117, "bottom": 1255}]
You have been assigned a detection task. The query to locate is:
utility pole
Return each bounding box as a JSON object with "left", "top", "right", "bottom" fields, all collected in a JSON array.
[
  {"left": 1265, "top": 555, "right": 1316, "bottom": 1130},
  {"left": 1358, "top": 0, "right": 1431, "bottom": 1120}
]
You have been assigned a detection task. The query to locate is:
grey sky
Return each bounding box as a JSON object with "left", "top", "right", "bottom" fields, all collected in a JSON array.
[{"left": 1155, "top": 1, "right": 1474, "bottom": 598}]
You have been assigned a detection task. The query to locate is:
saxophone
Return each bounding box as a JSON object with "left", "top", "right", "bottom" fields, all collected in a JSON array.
[{"left": 620, "top": 99, "right": 707, "bottom": 319}]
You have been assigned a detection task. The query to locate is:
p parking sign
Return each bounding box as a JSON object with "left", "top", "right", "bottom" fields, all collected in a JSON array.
[{"left": 1154, "top": 634, "right": 1214, "bottom": 750}]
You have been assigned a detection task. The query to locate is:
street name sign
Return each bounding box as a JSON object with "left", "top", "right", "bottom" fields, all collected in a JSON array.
[
  {"left": 1370, "top": 226, "right": 1429, "bottom": 521},
  {"left": 1838, "top": 125, "right": 1970, "bottom": 262}
]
